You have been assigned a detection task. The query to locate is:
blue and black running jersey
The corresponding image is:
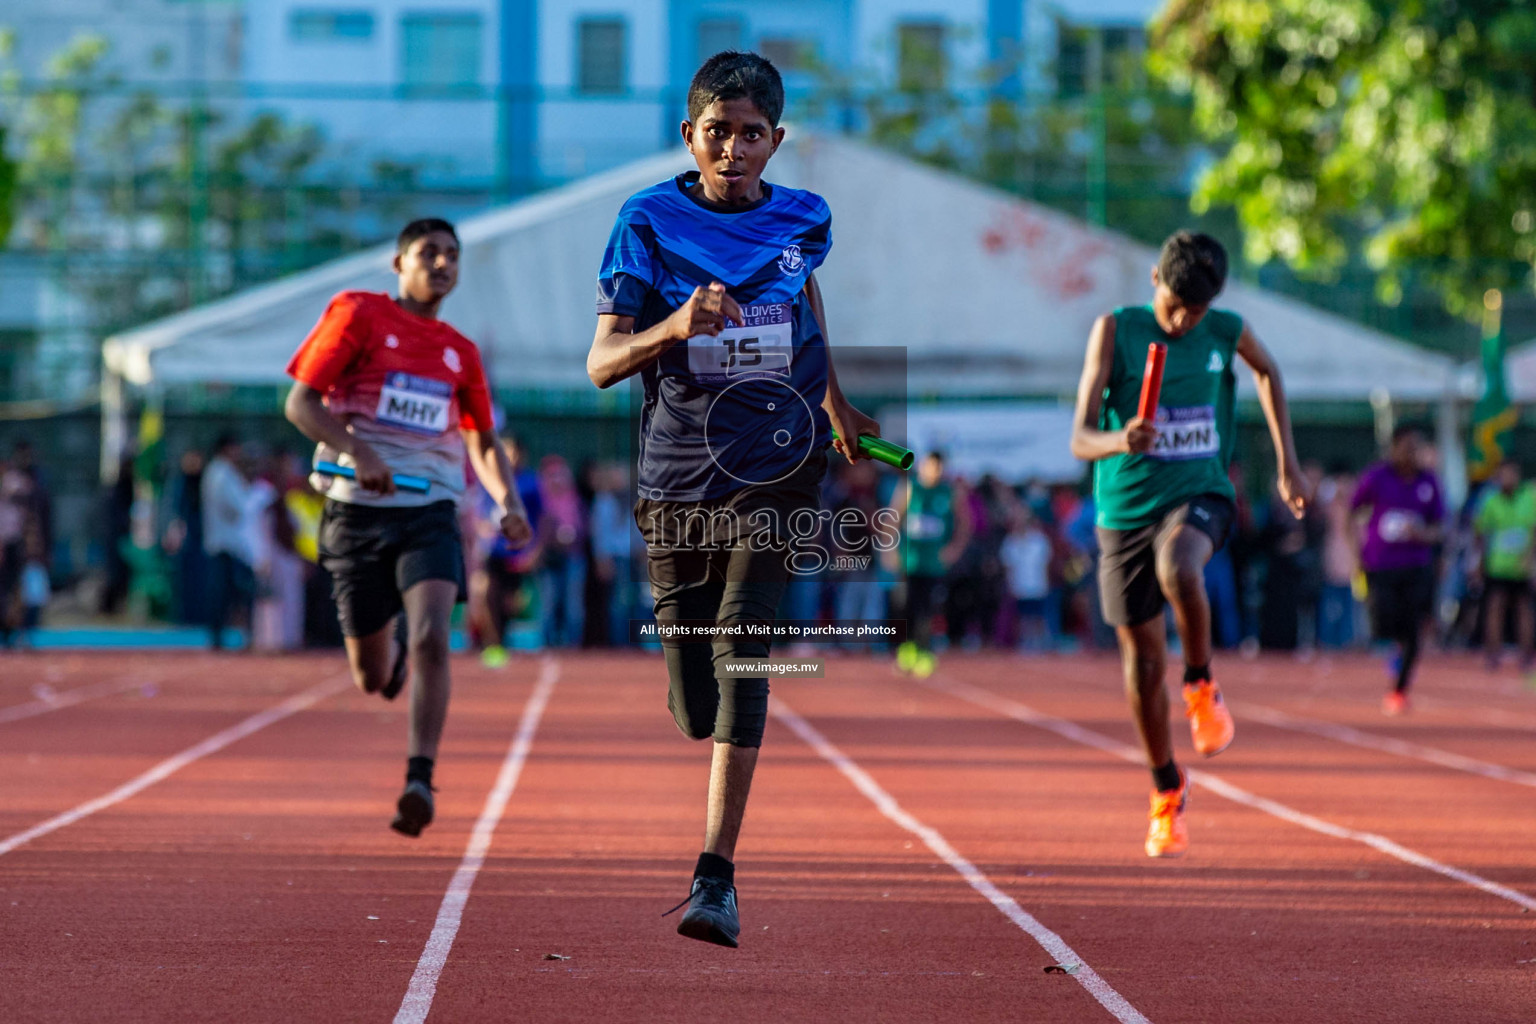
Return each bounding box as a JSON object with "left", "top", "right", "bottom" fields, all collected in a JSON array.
[{"left": 597, "top": 171, "right": 833, "bottom": 502}]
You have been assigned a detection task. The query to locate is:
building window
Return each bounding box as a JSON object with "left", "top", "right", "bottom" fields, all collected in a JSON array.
[
  {"left": 897, "top": 22, "right": 946, "bottom": 91},
  {"left": 697, "top": 17, "right": 742, "bottom": 64},
  {"left": 1055, "top": 23, "right": 1090, "bottom": 98},
  {"left": 1102, "top": 26, "right": 1146, "bottom": 90},
  {"left": 758, "top": 37, "right": 814, "bottom": 74},
  {"left": 1055, "top": 23, "right": 1146, "bottom": 97},
  {"left": 402, "top": 13, "right": 483, "bottom": 91},
  {"left": 290, "top": 10, "right": 374, "bottom": 42},
  {"left": 577, "top": 18, "right": 626, "bottom": 95}
]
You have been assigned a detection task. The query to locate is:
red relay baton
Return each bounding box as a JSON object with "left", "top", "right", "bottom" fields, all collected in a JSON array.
[{"left": 1137, "top": 342, "right": 1167, "bottom": 421}]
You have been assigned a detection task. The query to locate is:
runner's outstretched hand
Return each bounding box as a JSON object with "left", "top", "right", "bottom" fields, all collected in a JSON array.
[{"left": 1277, "top": 459, "right": 1311, "bottom": 519}]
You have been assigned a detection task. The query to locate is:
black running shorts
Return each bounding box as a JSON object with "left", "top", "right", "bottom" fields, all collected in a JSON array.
[
  {"left": 633, "top": 450, "right": 828, "bottom": 748},
  {"left": 1365, "top": 564, "right": 1435, "bottom": 641},
  {"left": 318, "top": 499, "right": 464, "bottom": 638},
  {"left": 1095, "top": 493, "right": 1234, "bottom": 628},
  {"left": 1483, "top": 575, "right": 1531, "bottom": 605}
]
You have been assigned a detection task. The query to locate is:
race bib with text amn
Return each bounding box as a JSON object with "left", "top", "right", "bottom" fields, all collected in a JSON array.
[{"left": 1150, "top": 405, "right": 1220, "bottom": 461}]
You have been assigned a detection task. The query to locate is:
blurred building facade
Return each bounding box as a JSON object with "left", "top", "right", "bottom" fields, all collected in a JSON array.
[
  {"left": 1, "top": 1, "right": 243, "bottom": 84},
  {"left": 0, "top": 0, "right": 1164, "bottom": 399},
  {"left": 242, "top": 0, "right": 1160, "bottom": 191},
  {"left": 0, "top": 0, "right": 1172, "bottom": 574}
]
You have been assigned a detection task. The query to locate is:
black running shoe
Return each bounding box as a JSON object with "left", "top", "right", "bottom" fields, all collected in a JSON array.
[
  {"left": 381, "top": 618, "right": 408, "bottom": 701},
  {"left": 669, "top": 876, "right": 740, "bottom": 948},
  {"left": 390, "top": 779, "right": 434, "bottom": 837}
]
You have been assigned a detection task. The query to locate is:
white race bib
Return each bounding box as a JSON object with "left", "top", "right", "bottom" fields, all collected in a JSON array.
[
  {"left": 909, "top": 512, "right": 944, "bottom": 540},
  {"left": 1378, "top": 509, "right": 1422, "bottom": 543},
  {"left": 1150, "top": 405, "right": 1220, "bottom": 461},
  {"left": 376, "top": 372, "right": 452, "bottom": 435},
  {"left": 687, "top": 302, "right": 793, "bottom": 382}
]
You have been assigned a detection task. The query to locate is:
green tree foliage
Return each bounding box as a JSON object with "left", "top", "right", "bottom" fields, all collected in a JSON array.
[
  {"left": 5, "top": 33, "right": 113, "bottom": 195},
  {"left": 1, "top": 32, "right": 414, "bottom": 338},
  {"left": 0, "top": 123, "right": 16, "bottom": 245},
  {"left": 1152, "top": 0, "right": 1536, "bottom": 318}
]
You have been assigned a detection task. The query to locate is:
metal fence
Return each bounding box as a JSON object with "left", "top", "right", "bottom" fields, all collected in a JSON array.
[
  {"left": 0, "top": 76, "right": 1514, "bottom": 576},
  {"left": 6, "top": 77, "right": 1497, "bottom": 408}
]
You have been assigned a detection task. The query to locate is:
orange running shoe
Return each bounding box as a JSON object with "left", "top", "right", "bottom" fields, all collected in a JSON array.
[
  {"left": 1183, "top": 680, "right": 1235, "bottom": 757},
  {"left": 1145, "top": 770, "right": 1189, "bottom": 858},
  {"left": 1382, "top": 690, "right": 1409, "bottom": 716}
]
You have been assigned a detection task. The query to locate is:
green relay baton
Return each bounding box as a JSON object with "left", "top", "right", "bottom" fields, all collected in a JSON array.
[{"left": 831, "top": 431, "right": 915, "bottom": 471}]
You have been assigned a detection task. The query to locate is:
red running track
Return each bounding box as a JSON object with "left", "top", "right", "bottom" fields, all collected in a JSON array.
[{"left": 0, "top": 649, "right": 1533, "bottom": 1023}]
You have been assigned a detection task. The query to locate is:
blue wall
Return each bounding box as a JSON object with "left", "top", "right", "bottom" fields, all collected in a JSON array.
[{"left": 500, "top": 0, "right": 539, "bottom": 195}]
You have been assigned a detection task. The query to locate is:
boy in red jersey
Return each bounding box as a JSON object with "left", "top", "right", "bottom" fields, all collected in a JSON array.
[{"left": 284, "top": 218, "right": 531, "bottom": 836}]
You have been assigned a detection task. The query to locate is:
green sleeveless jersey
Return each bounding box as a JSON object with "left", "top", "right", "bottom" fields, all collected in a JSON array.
[
  {"left": 1093, "top": 305, "right": 1242, "bottom": 529},
  {"left": 903, "top": 479, "right": 956, "bottom": 577}
]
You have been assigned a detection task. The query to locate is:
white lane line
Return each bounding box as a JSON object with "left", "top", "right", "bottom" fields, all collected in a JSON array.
[
  {"left": 926, "top": 676, "right": 1536, "bottom": 914},
  {"left": 1238, "top": 702, "right": 1536, "bottom": 789},
  {"left": 1415, "top": 696, "right": 1536, "bottom": 732},
  {"left": 394, "top": 657, "right": 561, "bottom": 1024},
  {"left": 0, "top": 677, "right": 160, "bottom": 726},
  {"left": 0, "top": 676, "right": 350, "bottom": 858},
  {"left": 772, "top": 697, "right": 1152, "bottom": 1024}
]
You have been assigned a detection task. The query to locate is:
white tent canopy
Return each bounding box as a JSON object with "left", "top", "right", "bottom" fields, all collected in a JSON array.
[
  {"left": 102, "top": 149, "right": 694, "bottom": 391},
  {"left": 103, "top": 132, "right": 1456, "bottom": 402},
  {"left": 1499, "top": 337, "right": 1536, "bottom": 402}
]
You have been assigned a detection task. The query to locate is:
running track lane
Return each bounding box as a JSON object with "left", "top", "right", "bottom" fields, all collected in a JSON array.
[
  {"left": 0, "top": 653, "right": 542, "bottom": 1022},
  {"left": 0, "top": 675, "right": 350, "bottom": 857},
  {"left": 771, "top": 697, "right": 1149, "bottom": 1024},
  {"left": 414, "top": 654, "right": 1138, "bottom": 1023},
  {"left": 4, "top": 652, "right": 1535, "bottom": 1022},
  {"left": 0, "top": 652, "right": 164, "bottom": 703},
  {"left": 0, "top": 661, "right": 341, "bottom": 845},
  {"left": 865, "top": 655, "right": 1535, "bottom": 1022},
  {"left": 0, "top": 654, "right": 220, "bottom": 727},
  {"left": 925, "top": 674, "right": 1536, "bottom": 912},
  {"left": 1234, "top": 702, "right": 1536, "bottom": 789},
  {"left": 996, "top": 654, "right": 1536, "bottom": 896},
  {"left": 394, "top": 657, "right": 560, "bottom": 1023}
]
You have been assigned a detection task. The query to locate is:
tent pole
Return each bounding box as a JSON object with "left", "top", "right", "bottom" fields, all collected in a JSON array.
[
  {"left": 1437, "top": 388, "right": 1467, "bottom": 513},
  {"left": 100, "top": 369, "right": 127, "bottom": 486},
  {"left": 1369, "top": 387, "right": 1394, "bottom": 450}
]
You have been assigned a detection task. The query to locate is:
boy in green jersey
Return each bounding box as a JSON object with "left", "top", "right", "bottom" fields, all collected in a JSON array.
[
  {"left": 1474, "top": 459, "right": 1536, "bottom": 670},
  {"left": 1070, "top": 232, "right": 1309, "bottom": 858},
  {"left": 896, "top": 451, "right": 969, "bottom": 677}
]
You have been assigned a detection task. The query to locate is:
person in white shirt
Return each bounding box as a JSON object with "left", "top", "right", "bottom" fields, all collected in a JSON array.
[
  {"left": 201, "top": 434, "right": 253, "bottom": 650},
  {"left": 1001, "top": 507, "right": 1055, "bottom": 653}
]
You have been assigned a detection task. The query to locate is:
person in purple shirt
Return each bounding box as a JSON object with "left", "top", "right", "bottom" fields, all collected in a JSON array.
[{"left": 1350, "top": 423, "right": 1445, "bottom": 713}]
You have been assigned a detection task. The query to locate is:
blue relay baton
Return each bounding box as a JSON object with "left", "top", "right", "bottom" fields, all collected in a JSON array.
[{"left": 316, "top": 460, "right": 432, "bottom": 495}]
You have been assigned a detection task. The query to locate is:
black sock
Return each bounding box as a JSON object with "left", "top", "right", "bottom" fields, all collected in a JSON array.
[
  {"left": 1151, "top": 759, "right": 1183, "bottom": 793},
  {"left": 1395, "top": 633, "right": 1418, "bottom": 693},
  {"left": 694, "top": 852, "right": 734, "bottom": 884},
  {"left": 406, "top": 756, "right": 434, "bottom": 786},
  {"left": 1183, "top": 664, "right": 1211, "bottom": 685}
]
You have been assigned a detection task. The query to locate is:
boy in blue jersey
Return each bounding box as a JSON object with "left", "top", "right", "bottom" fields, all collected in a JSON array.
[{"left": 588, "top": 51, "right": 879, "bottom": 948}]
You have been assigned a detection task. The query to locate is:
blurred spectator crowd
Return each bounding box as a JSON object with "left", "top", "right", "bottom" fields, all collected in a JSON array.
[
  {"left": 7, "top": 429, "right": 1534, "bottom": 670},
  {"left": 0, "top": 441, "right": 54, "bottom": 647}
]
